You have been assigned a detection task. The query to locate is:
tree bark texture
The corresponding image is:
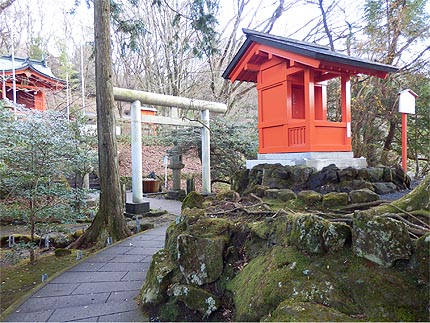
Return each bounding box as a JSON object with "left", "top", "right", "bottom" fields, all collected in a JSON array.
[{"left": 72, "top": 0, "right": 130, "bottom": 248}]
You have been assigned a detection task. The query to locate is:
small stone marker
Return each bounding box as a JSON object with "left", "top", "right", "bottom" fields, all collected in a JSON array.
[
  {"left": 76, "top": 250, "right": 83, "bottom": 260},
  {"left": 135, "top": 218, "right": 141, "bottom": 232},
  {"left": 107, "top": 237, "right": 113, "bottom": 245},
  {"left": 44, "top": 235, "right": 50, "bottom": 248},
  {"left": 41, "top": 274, "right": 48, "bottom": 282},
  {"left": 8, "top": 235, "right": 15, "bottom": 247}
]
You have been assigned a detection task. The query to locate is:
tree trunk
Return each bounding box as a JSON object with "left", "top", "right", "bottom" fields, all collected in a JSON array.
[
  {"left": 30, "top": 199, "right": 35, "bottom": 265},
  {"left": 71, "top": 0, "right": 130, "bottom": 249},
  {"left": 381, "top": 118, "right": 397, "bottom": 165}
]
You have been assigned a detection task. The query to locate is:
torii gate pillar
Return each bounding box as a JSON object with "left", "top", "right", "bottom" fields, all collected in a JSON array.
[
  {"left": 201, "top": 109, "right": 211, "bottom": 195},
  {"left": 125, "top": 100, "right": 150, "bottom": 216}
]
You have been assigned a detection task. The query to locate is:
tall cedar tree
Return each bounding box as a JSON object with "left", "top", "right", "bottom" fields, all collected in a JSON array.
[{"left": 71, "top": 0, "right": 131, "bottom": 248}]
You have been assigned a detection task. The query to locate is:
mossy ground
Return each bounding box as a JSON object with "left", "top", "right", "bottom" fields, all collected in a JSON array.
[
  {"left": 0, "top": 250, "right": 91, "bottom": 317},
  {"left": 228, "top": 246, "right": 428, "bottom": 322}
]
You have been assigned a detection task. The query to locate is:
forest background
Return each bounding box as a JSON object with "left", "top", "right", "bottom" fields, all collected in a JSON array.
[{"left": 0, "top": 0, "right": 429, "bottom": 178}]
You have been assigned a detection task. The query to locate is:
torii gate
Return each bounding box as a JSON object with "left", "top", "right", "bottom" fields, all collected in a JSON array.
[{"left": 113, "top": 87, "right": 227, "bottom": 203}]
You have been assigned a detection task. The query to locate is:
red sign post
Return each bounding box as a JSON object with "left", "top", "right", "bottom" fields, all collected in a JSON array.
[{"left": 398, "top": 89, "right": 418, "bottom": 172}]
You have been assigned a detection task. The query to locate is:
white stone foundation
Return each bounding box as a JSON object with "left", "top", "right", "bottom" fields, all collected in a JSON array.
[{"left": 246, "top": 152, "right": 367, "bottom": 171}]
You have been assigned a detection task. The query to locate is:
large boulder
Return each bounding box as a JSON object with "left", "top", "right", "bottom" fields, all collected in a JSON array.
[
  {"left": 140, "top": 249, "right": 176, "bottom": 306},
  {"left": 352, "top": 212, "right": 412, "bottom": 267},
  {"left": 177, "top": 234, "right": 225, "bottom": 285}
]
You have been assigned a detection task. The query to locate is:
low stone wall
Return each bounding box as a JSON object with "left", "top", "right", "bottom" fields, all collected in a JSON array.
[{"left": 233, "top": 163, "right": 410, "bottom": 196}]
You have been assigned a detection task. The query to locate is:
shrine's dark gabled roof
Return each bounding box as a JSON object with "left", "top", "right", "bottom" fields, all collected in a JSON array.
[
  {"left": 222, "top": 29, "right": 398, "bottom": 81},
  {"left": 0, "top": 55, "right": 65, "bottom": 85}
]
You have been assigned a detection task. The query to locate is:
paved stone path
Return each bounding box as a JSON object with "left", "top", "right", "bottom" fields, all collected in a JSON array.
[{"left": 4, "top": 197, "right": 181, "bottom": 322}]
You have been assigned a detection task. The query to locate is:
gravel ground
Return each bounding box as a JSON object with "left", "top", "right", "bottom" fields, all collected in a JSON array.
[{"left": 379, "top": 179, "right": 421, "bottom": 201}]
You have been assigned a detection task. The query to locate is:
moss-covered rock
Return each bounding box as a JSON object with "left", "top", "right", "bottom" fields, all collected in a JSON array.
[
  {"left": 297, "top": 190, "right": 322, "bottom": 206},
  {"left": 181, "top": 191, "right": 205, "bottom": 211},
  {"left": 254, "top": 185, "right": 268, "bottom": 197},
  {"left": 49, "top": 232, "right": 73, "bottom": 248},
  {"left": 278, "top": 189, "right": 297, "bottom": 202},
  {"left": 337, "top": 167, "right": 358, "bottom": 182},
  {"left": 365, "top": 167, "right": 384, "bottom": 182},
  {"left": 159, "top": 299, "right": 181, "bottom": 321},
  {"left": 288, "top": 214, "right": 351, "bottom": 254},
  {"left": 228, "top": 246, "right": 428, "bottom": 322},
  {"left": 351, "top": 179, "right": 375, "bottom": 190},
  {"left": 352, "top": 212, "right": 412, "bottom": 267},
  {"left": 289, "top": 214, "right": 326, "bottom": 254},
  {"left": 322, "top": 192, "right": 348, "bottom": 208},
  {"left": 231, "top": 169, "right": 250, "bottom": 195},
  {"left": 182, "top": 207, "right": 205, "bottom": 226},
  {"left": 165, "top": 221, "right": 187, "bottom": 262},
  {"left": 140, "top": 249, "right": 176, "bottom": 307},
  {"left": 187, "top": 217, "right": 233, "bottom": 239},
  {"left": 167, "top": 284, "right": 219, "bottom": 318},
  {"left": 349, "top": 188, "right": 379, "bottom": 204},
  {"left": 414, "top": 233, "right": 430, "bottom": 284},
  {"left": 264, "top": 188, "right": 279, "bottom": 199},
  {"left": 323, "top": 222, "right": 352, "bottom": 252},
  {"left": 246, "top": 213, "right": 290, "bottom": 247},
  {"left": 54, "top": 248, "right": 72, "bottom": 257},
  {"left": 227, "top": 246, "right": 311, "bottom": 321},
  {"left": 373, "top": 182, "right": 397, "bottom": 195},
  {"left": 263, "top": 299, "right": 357, "bottom": 322},
  {"left": 177, "top": 234, "right": 225, "bottom": 285}
]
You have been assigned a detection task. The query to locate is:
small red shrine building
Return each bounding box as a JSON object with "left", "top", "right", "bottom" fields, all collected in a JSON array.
[
  {"left": 223, "top": 29, "right": 397, "bottom": 169},
  {"left": 0, "top": 55, "right": 65, "bottom": 111}
]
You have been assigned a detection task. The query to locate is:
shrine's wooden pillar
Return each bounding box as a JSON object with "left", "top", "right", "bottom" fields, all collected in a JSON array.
[
  {"left": 304, "top": 69, "right": 315, "bottom": 151},
  {"left": 341, "top": 75, "right": 352, "bottom": 148}
]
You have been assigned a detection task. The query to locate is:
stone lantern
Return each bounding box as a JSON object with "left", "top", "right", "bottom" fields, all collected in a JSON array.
[{"left": 166, "top": 142, "right": 186, "bottom": 200}]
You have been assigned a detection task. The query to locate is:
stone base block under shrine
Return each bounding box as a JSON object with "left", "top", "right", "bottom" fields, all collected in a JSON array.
[{"left": 246, "top": 152, "right": 367, "bottom": 171}]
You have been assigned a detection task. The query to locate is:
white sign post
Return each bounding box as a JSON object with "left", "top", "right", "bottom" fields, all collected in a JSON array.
[{"left": 398, "top": 89, "right": 418, "bottom": 172}]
